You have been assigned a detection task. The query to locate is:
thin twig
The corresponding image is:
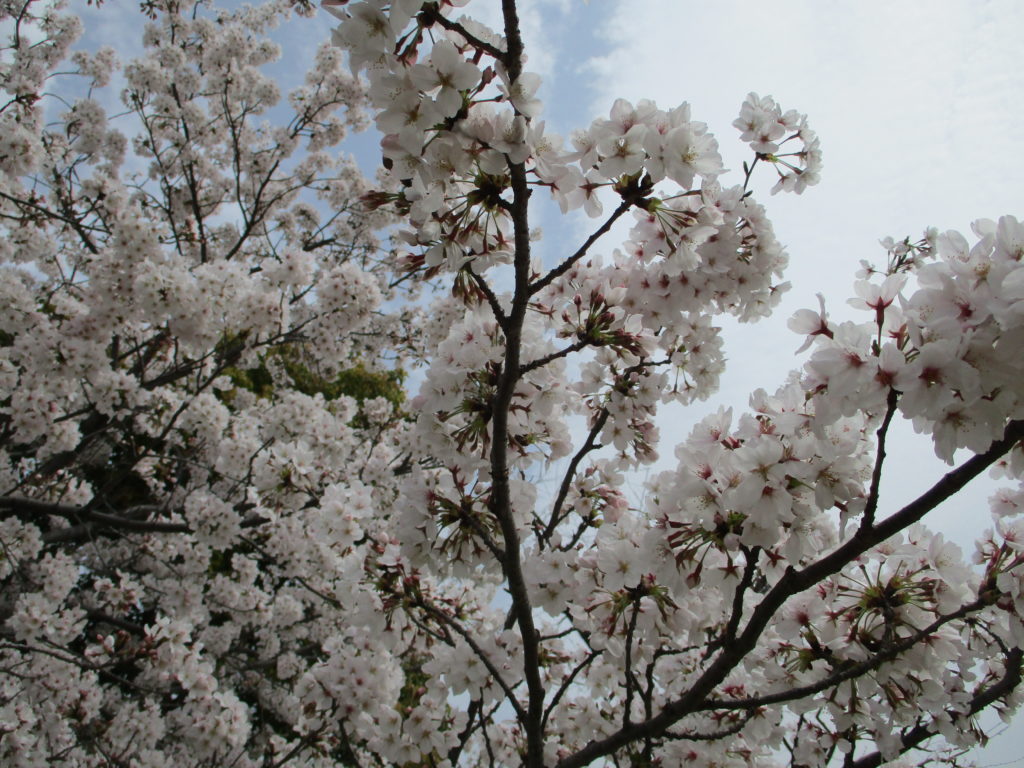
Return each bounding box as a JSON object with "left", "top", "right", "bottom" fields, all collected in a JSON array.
[
  {"left": 530, "top": 201, "right": 632, "bottom": 296},
  {"left": 519, "top": 337, "right": 592, "bottom": 376},
  {"left": 465, "top": 263, "right": 509, "bottom": 329},
  {"left": 862, "top": 388, "right": 899, "bottom": 528},
  {"left": 541, "top": 408, "right": 609, "bottom": 546}
]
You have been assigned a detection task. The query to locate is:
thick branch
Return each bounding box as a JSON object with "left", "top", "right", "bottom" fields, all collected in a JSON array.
[
  {"left": 42, "top": 514, "right": 191, "bottom": 544},
  {"left": 481, "top": 3, "right": 546, "bottom": 765},
  {"left": 0, "top": 497, "right": 190, "bottom": 543},
  {"left": 622, "top": 600, "right": 642, "bottom": 727}
]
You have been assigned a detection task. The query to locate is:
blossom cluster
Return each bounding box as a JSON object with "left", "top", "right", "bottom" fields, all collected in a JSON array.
[{"left": 796, "top": 217, "right": 1024, "bottom": 463}]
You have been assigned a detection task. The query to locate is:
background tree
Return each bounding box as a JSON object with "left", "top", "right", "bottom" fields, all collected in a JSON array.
[
  {"left": 2, "top": 1, "right": 1024, "bottom": 767},
  {"left": 1, "top": 0, "right": 421, "bottom": 763}
]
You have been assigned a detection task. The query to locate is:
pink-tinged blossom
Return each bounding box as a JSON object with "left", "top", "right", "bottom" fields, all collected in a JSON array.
[
  {"left": 849, "top": 273, "right": 906, "bottom": 327},
  {"left": 733, "top": 92, "right": 790, "bottom": 154},
  {"left": 498, "top": 70, "right": 542, "bottom": 118},
  {"left": 789, "top": 292, "right": 833, "bottom": 353},
  {"left": 645, "top": 121, "right": 724, "bottom": 189},
  {"left": 899, "top": 339, "right": 981, "bottom": 419},
  {"left": 409, "top": 39, "right": 480, "bottom": 118},
  {"left": 993, "top": 215, "right": 1024, "bottom": 263},
  {"left": 596, "top": 123, "right": 648, "bottom": 179}
]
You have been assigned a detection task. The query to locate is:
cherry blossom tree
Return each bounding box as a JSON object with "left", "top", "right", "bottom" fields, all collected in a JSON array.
[
  {"left": 3, "top": 0, "right": 1024, "bottom": 767},
  {"left": 1, "top": 0, "right": 418, "bottom": 763}
]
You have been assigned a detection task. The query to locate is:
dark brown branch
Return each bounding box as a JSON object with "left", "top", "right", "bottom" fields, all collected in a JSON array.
[
  {"left": 41, "top": 516, "right": 190, "bottom": 544},
  {"left": 530, "top": 201, "right": 632, "bottom": 296},
  {"left": 417, "top": 600, "right": 527, "bottom": 721},
  {"left": 698, "top": 596, "right": 987, "bottom": 712},
  {"left": 542, "top": 647, "right": 602, "bottom": 732},
  {"left": 480, "top": 4, "right": 546, "bottom": 765},
  {"left": 0, "top": 189, "right": 102, "bottom": 255},
  {"left": 456, "top": 503, "right": 506, "bottom": 562},
  {"left": 622, "top": 600, "right": 642, "bottom": 727},
  {"left": 448, "top": 698, "right": 482, "bottom": 767},
  {"left": 418, "top": 3, "right": 506, "bottom": 61},
  {"left": 719, "top": 548, "right": 760, "bottom": 648},
  {"left": 301, "top": 236, "right": 338, "bottom": 252},
  {"left": 0, "top": 497, "right": 191, "bottom": 543},
  {"left": 266, "top": 737, "right": 311, "bottom": 768},
  {"left": 86, "top": 610, "right": 147, "bottom": 637},
  {"left": 541, "top": 408, "right": 609, "bottom": 546},
  {"left": 519, "top": 337, "right": 593, "bottom": 376},
  {"left": 663, "top": 711, "right": 755, "bottom": 742},
  {"left": 862, "top": 388, "right": 899, "bottom": 528},
  {"left": 4, "top": 412, "right": 110, "bottom": 493},
  {"left": 466, "top": 263, "right": 509, "bottom": 329}
]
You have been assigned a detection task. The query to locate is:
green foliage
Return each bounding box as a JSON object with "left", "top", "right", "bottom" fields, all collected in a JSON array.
[
  {"left": 295, "top": 360, "right": 404, "bottom": 408},
  {"left": 397, "top": 652, "right": 430, "bottom": 713},
  {"left": 222, "top": 343, "right": 406, "bottom": 413},
  {"left": 223, "top": 362, "right": 275, "bottom": 401}
]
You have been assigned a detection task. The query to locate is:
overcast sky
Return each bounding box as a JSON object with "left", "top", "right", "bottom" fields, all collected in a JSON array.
[{"left": 71, "top": 1, "right": 1024, "bottom": 762}]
